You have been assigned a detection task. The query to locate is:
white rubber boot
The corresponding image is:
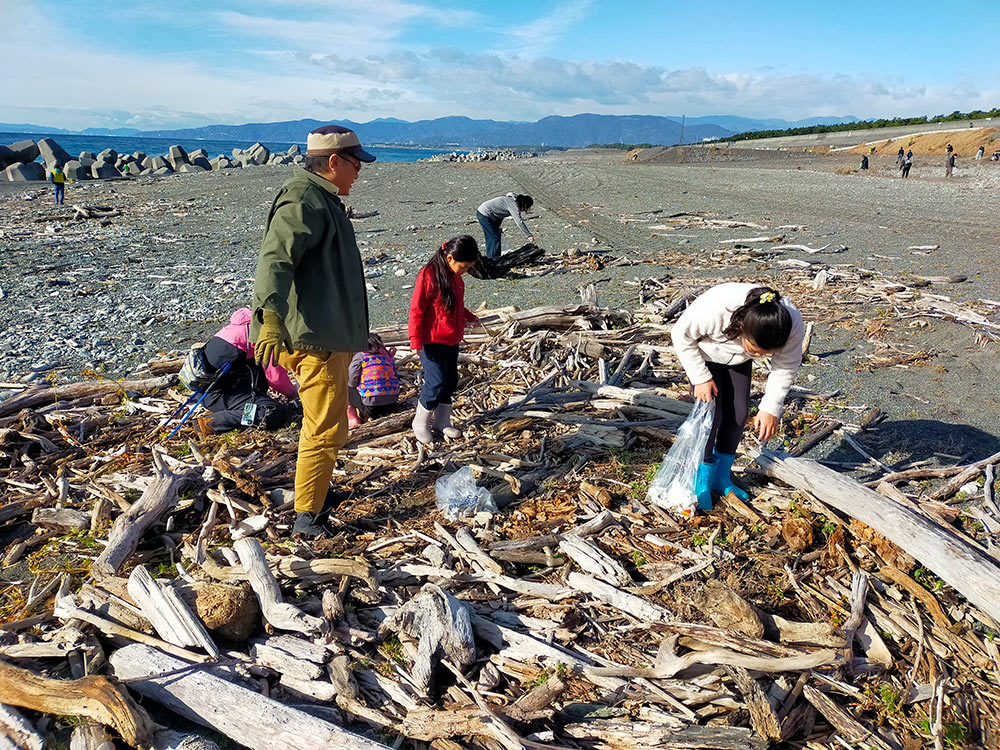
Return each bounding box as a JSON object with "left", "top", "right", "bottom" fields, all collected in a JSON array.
[
  {"left": 411, "top": 403, "right": 435, "bottom": 445},
  {"left": 433, "top": 403, "right": 463, "bottom": 439}
]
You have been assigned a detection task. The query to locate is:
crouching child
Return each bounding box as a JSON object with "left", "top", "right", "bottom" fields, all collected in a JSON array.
[
  {"left": 347, "top": 333, "right": 400, "bottom": 427},
  {"left": 671, "top": 284, "right": 805, "bottom": 510},
  {"left": 198, "top": 307, "right": 298, "bottom": 431}
]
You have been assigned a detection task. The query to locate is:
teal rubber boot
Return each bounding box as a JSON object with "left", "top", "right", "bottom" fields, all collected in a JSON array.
[
  {"left": 695, "top": 461, "right": 716, "bottom": 511},
  {"left": 712, "top": 451, "right": 749, "bottom": 501}
]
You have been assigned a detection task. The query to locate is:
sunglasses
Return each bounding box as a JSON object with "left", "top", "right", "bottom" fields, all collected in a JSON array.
[{"left": 338, "top": 152, "right": 361, "bottom": 171}]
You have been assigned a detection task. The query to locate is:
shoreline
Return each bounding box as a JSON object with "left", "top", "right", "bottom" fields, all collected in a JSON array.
[{"left": 2, "top": 148, "right": 1000, "bottom": 456}]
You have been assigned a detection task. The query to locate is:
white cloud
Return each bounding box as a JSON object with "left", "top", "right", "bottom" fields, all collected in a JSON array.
[
  {"left": 214, "top": 11, "right": 406, "bottom": 56},
  {"left": 500, "top": 0, "right": 595, "bottom": 56},
  {"left": 2, "top": 1, "right": 995, "bottom": 130}
]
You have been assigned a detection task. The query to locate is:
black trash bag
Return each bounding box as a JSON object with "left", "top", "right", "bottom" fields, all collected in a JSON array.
[{"left": 469, "top": 243, "right": 544, "bottom": 280}]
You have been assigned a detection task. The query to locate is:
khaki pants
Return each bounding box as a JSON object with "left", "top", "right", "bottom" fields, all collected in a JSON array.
[{"left": 279, "top": 349, "right": 352, "bottom": 514}]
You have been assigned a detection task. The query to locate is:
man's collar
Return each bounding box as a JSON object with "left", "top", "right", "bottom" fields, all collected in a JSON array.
[{"left": 295, "top": 166, "right": 341, "bottom": 198}]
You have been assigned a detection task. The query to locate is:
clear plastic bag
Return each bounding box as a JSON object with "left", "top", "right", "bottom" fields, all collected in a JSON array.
[
  {"left": 646, "top": 400, "right": 715, "bottom": 518},
  {"left": 435, "top": 466, "right": 497, "bottom": 520}
]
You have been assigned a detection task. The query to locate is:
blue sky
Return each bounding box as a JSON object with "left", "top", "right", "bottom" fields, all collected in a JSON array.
[{"left": 5, "top": 0, "right": 999, "bottom": 130}]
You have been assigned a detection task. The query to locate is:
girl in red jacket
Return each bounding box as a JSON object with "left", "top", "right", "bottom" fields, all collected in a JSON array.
[{"left": 408, "top": 235, "right": 480, "bottom": 444}]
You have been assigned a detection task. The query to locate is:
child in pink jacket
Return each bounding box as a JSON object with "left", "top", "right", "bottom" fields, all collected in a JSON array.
[{"left": 202, "top": 307, "right": 298, "bottom": 431}]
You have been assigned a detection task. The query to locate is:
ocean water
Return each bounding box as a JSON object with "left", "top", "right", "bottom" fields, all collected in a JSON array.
[{"left": 0, "top": 132, "right": 462, "bottom": 163}]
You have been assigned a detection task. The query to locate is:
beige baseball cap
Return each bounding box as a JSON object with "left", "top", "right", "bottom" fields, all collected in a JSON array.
[{"left": 306, "top": 124, "right": 376, "bottom": 162}]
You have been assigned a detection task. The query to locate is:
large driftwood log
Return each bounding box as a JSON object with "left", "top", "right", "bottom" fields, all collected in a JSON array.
[
  {"left": 109, "top": 644, "right": 386, "bottom": 750},
  {"left": 344, "top": 410, "right": 413, "bottom": 448},
  {"left": 755, "top": 449, "right": 1000, "bottom": 625},
  {"left": 567, "top": 571, "right": 671, "bottom": 622},
  {"left": 0, "top": 704, "right": 44, "bottom": 750},
  {"left": 69, "top": 724, "right": 112, "bottom": 750},
  {"left": 152, "top": 727, "right": 221, "bottom": 750},
  {"left": 251, "top": 635, "right": 329, "bottom": 682},
  {"left": 31, "top": 507, "right": 90, "bottom": 531},
  {"left": 233, "top": 538, "right": 324, "bottom": 635},
  {"left": 689, "top": 580, "right": 764, "bottom": 639},
  {"left": 563, "top": 719, "right": 767, "bottom": 750},
  {"left": 0, "top": 375, "right": 175, "bottom": 418},
  {"left": 127, "top": 566, "right": 219, "bottom": 657},
  {"left": 0, "top": 660, "right": 152, "bottom": 747},
  {"left": 378, "top": 583, "right": 475, "bottom": 693},
  {"left": 95, "top": 576, "right": 259, "bottom": 642},
  {"left": 274, "top": 556, "right": 377, "bottom": 587},
  {"left": 573, "top": 382, "right": 693, "bottom": 416},
  {"left": 558, "top": 534, "right": 631, "bottom": 587},
  {"left": 91, "top": 450, "right": 189, "bottom": 578},
  {"left": 724, "top": 666, "right": 781, "bottom": 741}
]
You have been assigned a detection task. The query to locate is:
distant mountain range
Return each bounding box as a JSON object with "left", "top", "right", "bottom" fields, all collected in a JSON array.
[{"left": 0, "top": 114, "right": 858, "bottom": 148}]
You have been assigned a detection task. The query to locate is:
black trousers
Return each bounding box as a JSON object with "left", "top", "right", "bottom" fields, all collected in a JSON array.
[
  {"left": 702, "top": 360, "right": 752, "bottom": 461},
  {"left": 203, "top": 385, "right": 288, "bottom": 432},
  {"left": 418, "top": 342, "right": 460, "bottom": 409}
]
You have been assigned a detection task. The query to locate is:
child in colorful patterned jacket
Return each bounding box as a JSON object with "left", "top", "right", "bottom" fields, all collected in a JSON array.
[{"left": 347, "top": 333, "right": 401, "bottom": 428}]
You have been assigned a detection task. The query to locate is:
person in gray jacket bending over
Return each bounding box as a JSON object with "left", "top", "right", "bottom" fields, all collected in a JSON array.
[{"left": 476, "top": 193, "right": 535, "bottom": 259}]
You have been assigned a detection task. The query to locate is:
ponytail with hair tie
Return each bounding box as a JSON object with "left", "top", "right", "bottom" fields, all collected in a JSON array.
[{"left": 722, "top": 286, "right": 792, "bottom": 351}]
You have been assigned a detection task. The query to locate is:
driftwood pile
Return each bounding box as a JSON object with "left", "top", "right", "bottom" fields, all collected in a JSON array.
[
  {"left": 468, "top": 242, "right": 632, "bottom": 281},
  {"left": 2, "top": 276, "right": 1000, "bottom": 749}
]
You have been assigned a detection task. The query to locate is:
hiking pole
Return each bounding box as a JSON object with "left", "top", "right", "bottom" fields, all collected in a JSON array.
[
  {"left": 165, "top": 387, "right": 204, "bottom": 425},
  {"left": 166, "top": 361, "right": 231, "bottom": 439}
]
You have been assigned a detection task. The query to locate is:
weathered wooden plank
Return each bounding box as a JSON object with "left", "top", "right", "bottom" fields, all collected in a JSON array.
[
  {"left": 755, "top": 449, "right": 1000, "bottom": 625},
  {"left": 109, "top": 644, "right": 387, "bottom": 750}
]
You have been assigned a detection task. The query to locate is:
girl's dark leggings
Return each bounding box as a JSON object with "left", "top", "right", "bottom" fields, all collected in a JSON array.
[
  {"left": 419, "top": 342, "right": 460, "bottom": 408},
  {"left": 701, "top": 360, "right": 752, "bottom": 461}
]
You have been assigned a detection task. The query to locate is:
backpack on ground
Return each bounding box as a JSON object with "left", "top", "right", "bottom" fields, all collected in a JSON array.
[{"left": 178, "top": 346, "right": 214, "bottom": 391}]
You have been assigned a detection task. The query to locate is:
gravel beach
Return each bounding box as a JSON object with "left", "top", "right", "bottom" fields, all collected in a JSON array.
[{"left": 2, "top": 147, "right": 999, "bottom": 460}]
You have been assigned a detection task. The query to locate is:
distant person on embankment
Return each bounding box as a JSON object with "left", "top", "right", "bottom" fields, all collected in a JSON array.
[
  {"left": 945, "top": 145, "right": 956, "bottom": 177},
  {"left": 49, "top": 164, "right": 65, "bottom": 204},
  {"left": 476, "top": 193, "right": 535, "bottom": 260},
  {"left": 860, "top": 154, "right": 869, "bottom": 171},
  {"left": 976, "top": 146, "right": 985, "bottom": 160},
  {"left": 250, "top": 123, "right": 376, "bottom": 539},
  {"left": 901, "top": 154, "right": 913, "bottom": 178},
  {"left": 896, "top": 147, "right": 904, "bottom": 165}
]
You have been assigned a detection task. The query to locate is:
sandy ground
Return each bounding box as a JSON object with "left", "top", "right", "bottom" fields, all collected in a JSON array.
[
  {"left": 847, "top": 127, "right": 999, "bottom": 156},
  {"left": 2, "top": 148, "right": 1000, "bottom": 463}
]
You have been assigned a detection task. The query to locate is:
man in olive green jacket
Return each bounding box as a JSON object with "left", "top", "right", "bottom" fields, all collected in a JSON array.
[{"left": 251, "top": 124, "right": 375, "bottom": 537}]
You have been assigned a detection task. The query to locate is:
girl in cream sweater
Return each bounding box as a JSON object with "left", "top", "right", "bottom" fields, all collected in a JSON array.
[{"left": 672, "top": 283, "right": 805, "bottom": 510}]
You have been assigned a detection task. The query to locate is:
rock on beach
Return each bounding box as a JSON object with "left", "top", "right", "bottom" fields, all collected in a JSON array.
[
  {"left": 0, "top": 136, "right": 307, "bottom": 182},
  {"left": 37, "top": 137, "right": 73, "bottom": 168},
  {"left": 3, "top": 162, "right": 45, "bottom": 181}
]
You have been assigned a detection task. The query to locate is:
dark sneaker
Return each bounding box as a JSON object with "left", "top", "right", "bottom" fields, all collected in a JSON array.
[{"left": 292, "top": 511, "right": 327, "bottom": 539}]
